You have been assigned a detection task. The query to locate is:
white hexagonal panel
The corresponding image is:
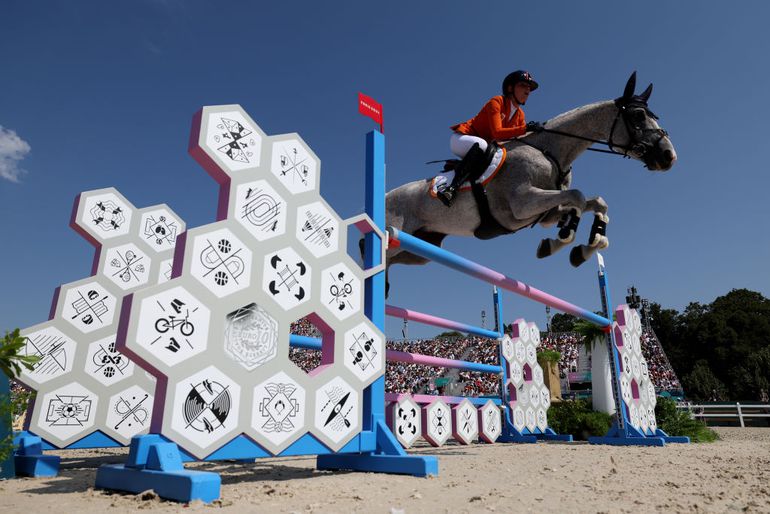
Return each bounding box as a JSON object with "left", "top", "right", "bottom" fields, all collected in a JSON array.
[
  {"left": 452, "top": 399, "right": 478, "bottom": 445},
  {"left": 422, "top": 400, "right": 451, "bottom": 447},
  {"left": 478, "top": 401, "right": 501, "bottom": 443},
  {"left": 76, "top": 190, "right": 134, "bottom": 242},
  {"left": 513, "top": 340, "right": 525, "bottom": 363},
  {"left": 138, "top": 207, "right": 182, "bottom": 253},
  {"left": 533, "top": 365, "right": 544, "bottom": 387},
  {"left": 251, "top": 371, "right": 307, "bottom": 453},
  {"left": 205, "top": 110, "right": 263, "bottom": 172},
  {"left": 525, "top": 342, "right": 537, "bottom": 366},
  {"left": 233, "top": 179, "right": 288, "bottom": 241},
  {"left": 509, "top": 360, "right": 523, "bottom": 386},
  {"left": 134, "top": 286, "right": 210, "bottom": 368},
  {"left": 529, "top": 386, "right": 541, "bottom": 407},
  {"left": 84, "top": 336, "right": 135, "bottom": 386},
  {"left": 36, "top": 381, "right": 98, "bottom": 445},
  {"left": 320, "top": 262, "right": 362, "bottom": 321},
  {"left": 170, "top": 366, "right": 241, "bottom": 456},
  {"left": 389, "top": 396, "right": 421, "bottom": 449},
  {"left": 342, "top": 321, "right": 385, "bottom": 386},
  {"left": 500, "top": 335, "right": 514, "bottom": 362},
  {"left": 224, "top": 303, "right": 279, "bottom": 371},
  {"left": 528, "top": 322, "right": 540, "bottom": 346},
  {"left": 295, "top": 201, "right": 340, "bottom": 258},
  {"left": 105, "top": 384, "right": 154, "bottom": 443},
  {"left": 270, "top": 137, "right": 318, "bottom": 195},
  {"left": 314, "top": 375, "right": 359, "bottom": 450},
  {"left": 541, "top": 385, "right": 552, "bottom": 409},
  {"left": 19, "top": 326, "right": 76, "bottom": 386},
  {"left": 101, "top": 243, "right": 152, "bottom": 291},
  {"left": 61, "top": 281, "right": 117, "bottom": 333},
  {"left": 262, "top": 246, "right": 311, "bottom": 311},
  {"left": 536, "top": 408, "right": 548, "bottom": 432},
  {"left": 525, "top": 407, "right": 537, "bottom": 432},
  {"left": 190, "top": 226, "right": 252, "bottom": 298},
  {"left": 512, "top": 405, "right": 526, "bottom": 432}
]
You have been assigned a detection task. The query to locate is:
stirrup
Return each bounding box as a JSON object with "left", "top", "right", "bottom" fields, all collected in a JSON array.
[{"left": 436, "top": 185, "right": 455, "bottom": 207}]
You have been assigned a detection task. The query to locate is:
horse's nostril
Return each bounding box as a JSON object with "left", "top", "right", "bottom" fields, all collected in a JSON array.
[{"left": 664, "top": 149, "right": 677, "bottom": 163}]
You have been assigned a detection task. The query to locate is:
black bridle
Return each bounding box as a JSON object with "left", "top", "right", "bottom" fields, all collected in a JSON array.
[{"left": 533, "top": 100, "right": 669, "bottom": 165}]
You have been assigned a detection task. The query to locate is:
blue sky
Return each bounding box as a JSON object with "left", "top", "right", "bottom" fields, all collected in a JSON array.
[{"left": 1, "top": 1, "right": 768, "bottom": 339}]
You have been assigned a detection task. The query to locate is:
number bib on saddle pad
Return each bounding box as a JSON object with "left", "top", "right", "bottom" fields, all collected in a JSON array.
[{"left": 428, "top": 147, "right": 507, "bottom": 199}]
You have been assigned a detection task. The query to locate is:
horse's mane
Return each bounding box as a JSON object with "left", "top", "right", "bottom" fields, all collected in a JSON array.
[{"left": 544, "top": 100, "right": 610, "bottom": 127}]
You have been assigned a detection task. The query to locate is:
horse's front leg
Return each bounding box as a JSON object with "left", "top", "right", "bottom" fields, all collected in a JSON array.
[
  {"left": 569, "top": 196, "right": 610, "bottom": 267},
  {"left": 510, "top": 187, "right": 587, "bottom": 259}
]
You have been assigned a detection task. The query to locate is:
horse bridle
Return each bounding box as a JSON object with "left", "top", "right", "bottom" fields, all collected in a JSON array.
[{"left": 533, "top": 99, "right": 669, "bottom": 165}]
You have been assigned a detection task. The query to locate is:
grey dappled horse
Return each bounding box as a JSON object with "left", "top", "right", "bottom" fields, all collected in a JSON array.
[{"left": 385, "top": 72, "right": 676, "bottom": 289}]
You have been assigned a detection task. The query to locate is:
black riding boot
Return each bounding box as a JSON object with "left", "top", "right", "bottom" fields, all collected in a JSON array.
[{"left": 437, "top": 143, "right": 487, "bottom": 207}]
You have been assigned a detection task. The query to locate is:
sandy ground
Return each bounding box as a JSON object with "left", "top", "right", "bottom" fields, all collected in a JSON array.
[{"left": 2, "top": 427, "right": 769, "bottom": 513}]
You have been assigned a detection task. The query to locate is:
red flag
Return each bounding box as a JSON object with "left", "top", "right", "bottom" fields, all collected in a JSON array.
[{"left": 358, "top": 92, "right": 383, "bottom": 132}]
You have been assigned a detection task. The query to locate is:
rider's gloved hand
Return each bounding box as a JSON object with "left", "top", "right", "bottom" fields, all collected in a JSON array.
[{"left": 526, "top": 121, "right": 544, "bottom": 133}]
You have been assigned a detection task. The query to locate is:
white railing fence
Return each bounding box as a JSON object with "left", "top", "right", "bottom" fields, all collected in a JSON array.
[{"left": 678, "top": 403, "right": 770, "bottom": 428}]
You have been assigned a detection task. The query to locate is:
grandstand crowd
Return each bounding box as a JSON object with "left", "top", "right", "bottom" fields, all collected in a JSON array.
[{"left": 288, "top": 318, "right": 682, "bottom": 396}]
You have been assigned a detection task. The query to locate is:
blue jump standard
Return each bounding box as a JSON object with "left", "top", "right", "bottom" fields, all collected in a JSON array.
[
  {"left": 95, "top": 434, "right": 221, "bottom": 503},
  {"left": 12, "top": 433, "right": 60, "bottom": 478}
]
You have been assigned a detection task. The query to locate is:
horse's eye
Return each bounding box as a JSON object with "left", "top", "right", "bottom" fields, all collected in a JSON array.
[{"left": 633, "top": 110, "right": 646, "bottom": 122}]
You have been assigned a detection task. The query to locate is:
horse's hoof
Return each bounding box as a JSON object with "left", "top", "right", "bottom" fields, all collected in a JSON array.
[
  {"left": 536, "top": 239, "right": 551, "bottom": 259},
  {"left": 569, "top": 246, "right": 588, "bottom": 267}
]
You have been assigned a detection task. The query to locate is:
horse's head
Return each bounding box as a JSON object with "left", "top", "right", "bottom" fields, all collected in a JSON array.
[{"left": 611, "top": 72, "right": 677, "bottom": 171}]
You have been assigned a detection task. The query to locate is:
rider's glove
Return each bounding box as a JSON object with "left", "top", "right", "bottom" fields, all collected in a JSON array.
[{"left": 526, "top": 121, "right": 544, "bottom": 133}]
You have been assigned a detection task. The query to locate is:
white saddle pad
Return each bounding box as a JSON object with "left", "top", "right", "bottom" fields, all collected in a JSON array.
[{"left": 429, "top": 147, "right": 507, "bottom": 198}]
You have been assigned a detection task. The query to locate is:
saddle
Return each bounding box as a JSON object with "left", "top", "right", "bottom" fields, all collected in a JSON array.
[{"left": 428, "top": 144, "right": 516, "bottom": 240}]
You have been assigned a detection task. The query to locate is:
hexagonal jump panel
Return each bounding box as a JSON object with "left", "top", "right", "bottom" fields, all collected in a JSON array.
[
  {"left": 386, "top": 396, "right": 421, "bottom": 449},
  {"left": 112, "top": 105, "right": 384, "bottom": 459},
  {"left": 452, "top": 399, "right": 478, "bottom": 445},
  {"left": 422, "top": 399, "right": 451, "bottom": 447},
  {"left": 16, "top": 188, "right": 184, "bottom": 448},
  {"left": 478, "top": 400, "right": 501, "bottom": 443}
]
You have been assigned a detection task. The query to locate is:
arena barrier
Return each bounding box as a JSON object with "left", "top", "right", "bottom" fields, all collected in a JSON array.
[{"left": 7, "top": 105, "right": 685, "bottom": 503}]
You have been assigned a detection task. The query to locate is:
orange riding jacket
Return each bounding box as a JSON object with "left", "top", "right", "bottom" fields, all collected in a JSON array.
[{"left": 451, "top": 95, "right": 527, "bottom": 141}]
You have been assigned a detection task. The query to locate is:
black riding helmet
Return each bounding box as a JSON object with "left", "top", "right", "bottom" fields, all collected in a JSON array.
[{"left": 502, "top": 70, "right": 539, "bottom": 95}]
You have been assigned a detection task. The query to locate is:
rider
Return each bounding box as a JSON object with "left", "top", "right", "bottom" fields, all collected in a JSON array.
[{"left": 436, "top": 70, "right": 543, "bottom": 207}]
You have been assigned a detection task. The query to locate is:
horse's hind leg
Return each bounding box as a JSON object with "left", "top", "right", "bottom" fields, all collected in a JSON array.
[
  {"left": 536, "top": 208, "right": 581, "bottom": 259},
  {"left": 569, "top": 213, "right": 609, "bottom": 267}
]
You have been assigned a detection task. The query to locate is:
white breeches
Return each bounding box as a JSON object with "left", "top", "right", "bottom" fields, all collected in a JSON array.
[{"left": 450, "top": 132, "right": 488, "bottom": 158}]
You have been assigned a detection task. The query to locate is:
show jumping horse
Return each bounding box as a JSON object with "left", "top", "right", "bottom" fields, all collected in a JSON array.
[{"left": 384, "top": 72, "right": 676, "bottom": 292}]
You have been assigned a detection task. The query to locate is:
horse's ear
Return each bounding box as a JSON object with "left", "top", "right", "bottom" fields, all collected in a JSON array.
[
  {"left": 639, "top": 83, "right": 653, "bottom": 103},
  {"left": 623, "top": 71, "right": 637, "bottom": 100}
]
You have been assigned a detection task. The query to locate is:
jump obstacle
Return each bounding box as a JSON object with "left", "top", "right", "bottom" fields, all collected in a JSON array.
[{"left": 5, "top": 104, "right": 686, "bottom": 503}]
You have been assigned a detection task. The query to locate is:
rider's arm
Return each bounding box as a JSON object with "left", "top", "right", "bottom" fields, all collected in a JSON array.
[{"left": 482, "top": 97, "right": 527, "bottom": 140}]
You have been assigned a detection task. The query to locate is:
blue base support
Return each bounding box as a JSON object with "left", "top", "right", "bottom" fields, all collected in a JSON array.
[
  {"left": 316, "top": 419, "right": 438, "bottom": 477},
  {"left": 13, "top": 434, "right": 60, "bottom": 477},
  {"left": 655, "top": 428, "right": 690, "bottom": 444},
  {"left": 95, "top": 434, "right": 220, "bottom": 503},
  {"left": 588, "top": 422, "right": 665, "bottom": 447},
  {"left": 535, "top": 428, "right": 573, "bottom": 442}
]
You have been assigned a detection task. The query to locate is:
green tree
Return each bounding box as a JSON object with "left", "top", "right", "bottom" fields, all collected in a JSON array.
[{"left": 550, "top": 313, "right": 579, "bottom": 332}]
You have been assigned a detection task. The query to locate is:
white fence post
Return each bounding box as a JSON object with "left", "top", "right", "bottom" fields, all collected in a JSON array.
[{"left": 736, "top": 402, "right": 745, "bottom": 428}]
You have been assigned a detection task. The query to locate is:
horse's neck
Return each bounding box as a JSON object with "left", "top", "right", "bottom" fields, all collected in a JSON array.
[{"left": 537, "top": 100, "right": 619, "bottom": 167}]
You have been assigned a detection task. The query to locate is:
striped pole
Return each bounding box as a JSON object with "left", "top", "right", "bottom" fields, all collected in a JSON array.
[
  {"left": 388, "top": 227, "right": 610, "bottom": 327},
  {"left": 289, "top": 334, "right": 501, "bottom": 375},
  {"left": 385, "top": 304, "right": 501, "bottom": 339}
]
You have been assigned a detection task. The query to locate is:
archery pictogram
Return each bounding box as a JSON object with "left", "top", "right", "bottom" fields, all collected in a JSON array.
[{"left": 24, "top": 331, "right": 71, "bottom": 377}]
